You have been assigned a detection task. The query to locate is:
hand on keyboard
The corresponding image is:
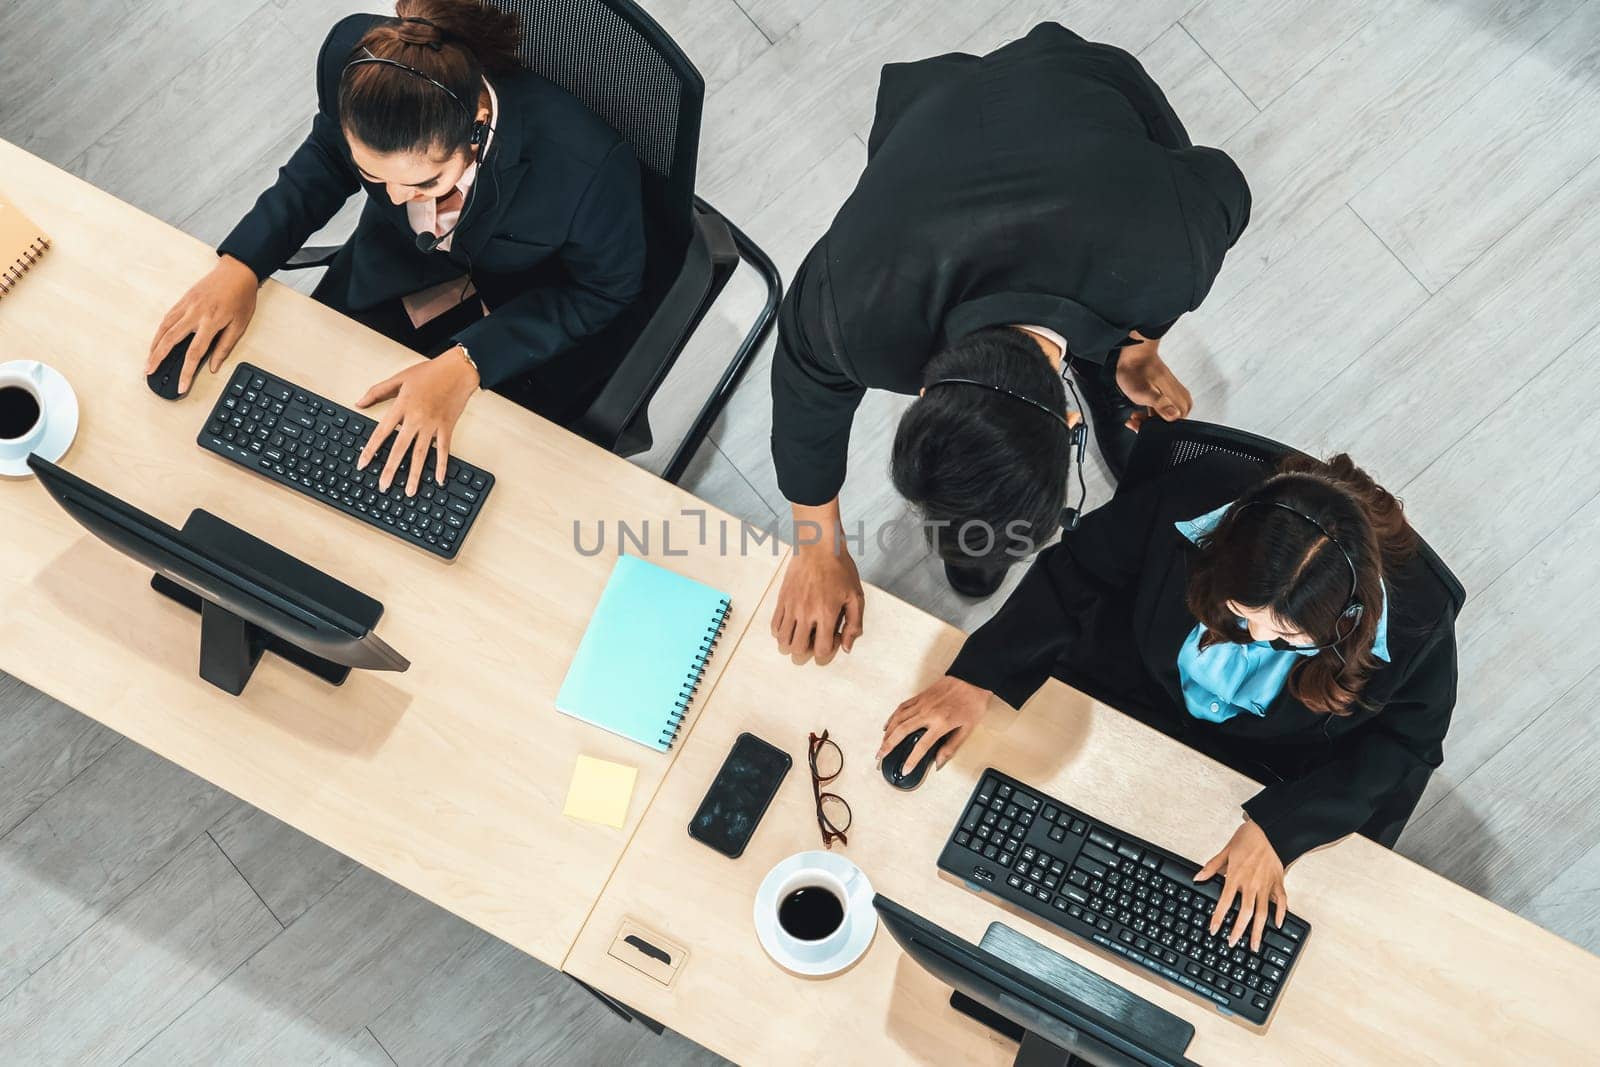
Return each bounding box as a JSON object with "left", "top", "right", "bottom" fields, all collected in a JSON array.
[
  {"left": 356, "top": 347, "right": 481, "bottom": 496},
  {"left": 1195, "top": 819, "right": 1287, "bottom": 953},
  {"left": 200, "top": 364, "right": 494, "bottom": 560},
  {"left": 938, "top": 770, "right": 1311, "bottom": 1023}
]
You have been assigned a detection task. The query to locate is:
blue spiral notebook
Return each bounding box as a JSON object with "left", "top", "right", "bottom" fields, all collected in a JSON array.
[{"left": 556, "top": 555, "right": 732, "bottom": 752}]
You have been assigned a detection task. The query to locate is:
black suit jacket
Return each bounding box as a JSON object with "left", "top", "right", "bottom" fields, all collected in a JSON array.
[
  {"left": 770, "top": 23, "right": 1252, "bottom": 505},
  {"left": 219, "top": 14, "right": 645, "bottom": 389},
  {"left": 947, "top": 452, "right": 1459, "bottom": 865}
]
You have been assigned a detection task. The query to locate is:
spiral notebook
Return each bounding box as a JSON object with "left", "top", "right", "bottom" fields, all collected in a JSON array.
[
  {"left": 0, "top": 191, "right": 50, "bottom": 301},
  {"left": 556, "top": 555, "right": 732, "bottom": 753}
]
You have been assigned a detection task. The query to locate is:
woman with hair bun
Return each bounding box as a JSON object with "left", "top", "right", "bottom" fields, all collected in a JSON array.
[
  {"left": 883, "top": 447, "right": 1459, "bottom": 953},
  {"left": 148, "top": 0, "right": 645, "bottom": 496}
]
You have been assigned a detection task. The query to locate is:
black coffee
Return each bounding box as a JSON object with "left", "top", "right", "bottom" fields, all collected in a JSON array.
[
  {"left": 0, "top": 385, "right": 41, "bottom": 441},
  {"left": 778, "top": 885, "right": 845, "bottom": 941}
]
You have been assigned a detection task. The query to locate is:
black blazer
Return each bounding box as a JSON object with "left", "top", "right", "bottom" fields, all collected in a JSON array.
[
  {"left": 770, "top": 22, "right": 1252, "bottom": 505},
  {"left": 218, "top": 14, "right": 646, "bottom": 389},
  {"left": 947, "top": 452, "right": 1459, "bottom": 865}
]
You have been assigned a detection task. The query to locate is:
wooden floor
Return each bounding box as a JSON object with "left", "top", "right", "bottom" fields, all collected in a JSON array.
[{"left": 4, "top": 0, "right": 1600, "bottom": 1061}]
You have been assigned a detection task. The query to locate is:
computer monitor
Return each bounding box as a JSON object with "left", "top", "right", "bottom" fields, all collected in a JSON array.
[
  {"left": 27, "top": 454, "right": 408, "bottom": 695},
  {"left": 874, "top": 895, "right": 1198, "bottom": 1067}
]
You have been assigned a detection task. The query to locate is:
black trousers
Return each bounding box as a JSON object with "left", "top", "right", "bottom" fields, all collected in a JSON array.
[{"left": 310, "top": 247, "right": 616, "bottom": 428}]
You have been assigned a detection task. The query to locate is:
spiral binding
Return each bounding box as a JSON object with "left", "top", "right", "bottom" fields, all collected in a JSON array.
[
  {"left": 659, "top": 596, "right": 732, "bottom": 748},
  {"left": 0, "top": 237, "right": 49, "bottom": 297}
]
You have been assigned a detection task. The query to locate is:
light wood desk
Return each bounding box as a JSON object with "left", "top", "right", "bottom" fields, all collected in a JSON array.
[
  {"left": 0, "top": 140, "right": 787, "bottom": 966},
  {"left": 565, "top": 583, "right": 1600, "bottom": 1064}
]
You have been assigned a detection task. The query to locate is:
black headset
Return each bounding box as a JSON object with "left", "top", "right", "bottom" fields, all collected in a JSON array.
[
  {"left": 925, "top": 374, "right": 1090, "bottom": 532},
  {"left": 340, "top": 22, "right": 494, "bottom": 255},
  {"left": 1233, "top": 499, "right": 1365, "bottom": 657}
]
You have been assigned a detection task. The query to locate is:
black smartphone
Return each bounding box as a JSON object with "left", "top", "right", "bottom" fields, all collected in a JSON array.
[{"left": 687, "top": 732, "right": 792, "bottom": 859}]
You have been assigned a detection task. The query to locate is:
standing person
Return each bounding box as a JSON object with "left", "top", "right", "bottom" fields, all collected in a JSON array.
[
  {"left": 147, "top": 0, "right": 645, "bottom": 496},
  {"left": 769, "top": 22, "right": 1250, "bottom": 663}
]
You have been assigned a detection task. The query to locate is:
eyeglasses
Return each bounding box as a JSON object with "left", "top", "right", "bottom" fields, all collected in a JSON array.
[{"left": 808, "top": 731, "right": 853, "bottom": 849}]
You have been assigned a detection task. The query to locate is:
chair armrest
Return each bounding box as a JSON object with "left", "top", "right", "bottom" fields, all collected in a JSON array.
[{"left": 572, "top": 208, "right": 739, "bottom": 451}]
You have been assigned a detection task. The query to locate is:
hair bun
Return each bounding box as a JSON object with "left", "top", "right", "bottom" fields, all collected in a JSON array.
[{"left": 396, "top": 16, "right": 445, "bottom": 49}]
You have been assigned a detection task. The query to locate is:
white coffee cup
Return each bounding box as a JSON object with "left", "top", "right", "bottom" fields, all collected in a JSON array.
[
  {"left": 0, "top": 361, "right": 48, "bottom": 462},
  {"left": 771, "top": 862, "right": 863, "bottom": 965}
]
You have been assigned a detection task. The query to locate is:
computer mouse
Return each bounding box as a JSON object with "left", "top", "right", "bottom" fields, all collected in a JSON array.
[
  {"left": 147, "top": 334, "right": 198, "bottom": 400},
  {"left": 881, "top": 727, "right": 951, "bottom": 791}
]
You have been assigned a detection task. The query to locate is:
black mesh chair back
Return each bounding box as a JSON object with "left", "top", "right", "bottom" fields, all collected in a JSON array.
[
  {"left": 490, "top": 0, "right": 703, "bottom": 273},
  {"left": 1120, "top": 418, "right": 1287, "bottom": 489},
  {"left": 1123, "top": 418, "right": 1466, "bottom": 612},
  {"left": 475, "top": 0, "right": 723, "bottom": 434}
]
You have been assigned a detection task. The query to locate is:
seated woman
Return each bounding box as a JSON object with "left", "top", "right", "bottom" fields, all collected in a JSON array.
[
  {"left": 881, "top": 448, "right": 1458, "bottom": 951},
  {"left": 146, "top": 0, "right": 645, "bottom": 495}
]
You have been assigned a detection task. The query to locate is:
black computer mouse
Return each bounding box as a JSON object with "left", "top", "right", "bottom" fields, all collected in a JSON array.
[
  {"left": 147, "top": 334, "right": 199, "bottom": 400},
  {"left": 881, "top": 727, "right": 951, "bottom": 791}
]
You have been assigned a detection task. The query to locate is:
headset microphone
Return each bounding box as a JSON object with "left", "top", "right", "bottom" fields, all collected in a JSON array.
[
  {"left": 1060, "top": 377, "right": 1089, "bottom": 532},
  {"left": 412, "top": 164, "right": 483, "bottom": 255},
  {"left": 412, "top": 120, "right": 493, "bottom": 256},
  {"left": 1061, "top": 421, "right": 1088, "bottom": 531}
]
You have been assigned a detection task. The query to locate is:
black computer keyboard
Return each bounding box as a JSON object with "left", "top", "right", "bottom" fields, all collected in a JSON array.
[
  {"left": 938, "top": 769, "right": 1311, "bottom": 1026},
  {"left": 198, "top": 363, "right": 495, "bottom": 560}
]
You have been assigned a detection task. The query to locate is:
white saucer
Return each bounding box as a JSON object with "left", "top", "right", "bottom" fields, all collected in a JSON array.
[
  {"left": 0, "top": 360, "right": 79, "bottom": 478},
  {"left": 754, "top": 850, "right": 877, "bottom": 977}
]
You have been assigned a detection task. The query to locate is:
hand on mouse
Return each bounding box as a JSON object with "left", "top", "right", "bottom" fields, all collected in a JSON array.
[
  {"left": 1196, "top": 817, "right": 1287, "bottom": 953},
  {"left": 147, "top": 254, "right": 259, "bottom": 395},
  {"left": 879, "top": 675, "right": 991, "bottom": 772},
  {"left": 355, "top": 346, "right": 480, "bottom": 496}
]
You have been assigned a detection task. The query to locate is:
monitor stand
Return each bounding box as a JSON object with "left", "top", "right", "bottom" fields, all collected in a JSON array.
[
  {"left": 949, "top": 921, "right": 1194, "bottom": 1067},
  {"left": 149, "top": 509, "right": 383, "bottom": 695},
  {"left": 949, "top": 991, "right": 1078, "bottom": 1066}
]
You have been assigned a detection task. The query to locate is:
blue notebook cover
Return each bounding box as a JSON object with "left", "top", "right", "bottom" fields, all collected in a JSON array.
[{"left": 556, "top": 554, "right": 732, "bottom": 752}]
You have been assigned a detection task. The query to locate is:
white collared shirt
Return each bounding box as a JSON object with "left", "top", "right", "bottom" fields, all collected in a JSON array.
[{"left": 1015, "top": 324, "right": 1069, "bottom": 360}]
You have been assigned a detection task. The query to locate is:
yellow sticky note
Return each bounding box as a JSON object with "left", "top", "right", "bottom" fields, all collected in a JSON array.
[{"left": 563, "top": 756, "right": 638, "bottom": 829}]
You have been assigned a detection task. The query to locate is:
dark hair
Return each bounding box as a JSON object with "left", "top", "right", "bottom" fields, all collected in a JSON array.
[
  {"left": 891, "top": 328, "right": 1072, "bottom": 565},
  {"left": 1185, "top": 453, "right": 1418, "bottom": 716},
  {"left": 338, "top": 0, "right": 522, "bottom": 156}
]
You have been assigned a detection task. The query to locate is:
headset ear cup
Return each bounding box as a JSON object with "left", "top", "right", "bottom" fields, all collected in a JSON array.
[{"left": 470, "top": 122, "right": 489, "bottom": 147}]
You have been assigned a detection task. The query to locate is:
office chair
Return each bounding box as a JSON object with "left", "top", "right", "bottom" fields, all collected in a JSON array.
[{"left": 282, "top": 0, "right": 781, "bottom": 485}]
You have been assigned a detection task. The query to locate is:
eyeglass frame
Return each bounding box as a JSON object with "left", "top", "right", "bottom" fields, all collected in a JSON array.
[{"left": 807, "top": 730, "right": 852, "bottom": 849}]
